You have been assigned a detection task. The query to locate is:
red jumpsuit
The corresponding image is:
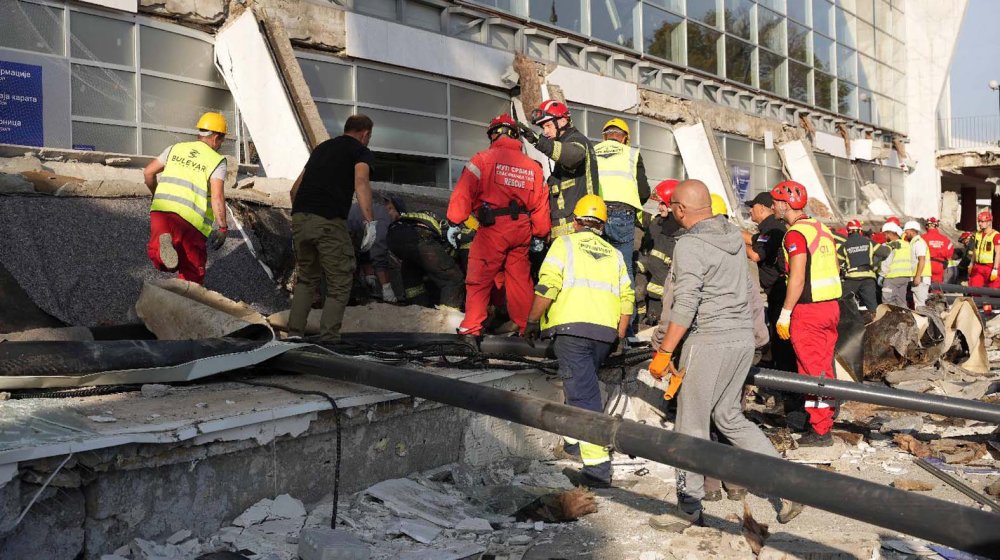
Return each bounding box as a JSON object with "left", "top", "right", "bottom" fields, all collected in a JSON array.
[
  {"left": 447, "top": 136, "right": 550, "bottom": 334},
  {"left": 970, "top": 230, "right": 1000, "bottom": 288},
  {"left": 784, "top": 229, "right": 839, "bottom": 436},
  {"left": 922, "top": 228, "right": 953, "bottom": 284}
]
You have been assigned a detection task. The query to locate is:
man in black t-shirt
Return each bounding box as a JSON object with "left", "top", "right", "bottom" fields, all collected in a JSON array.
[
  {"left": 744, "top": 192, "right": 794, "bottom": 371},
  {"left": 287, "top": 114, "right": 377, "bottom": 341}
]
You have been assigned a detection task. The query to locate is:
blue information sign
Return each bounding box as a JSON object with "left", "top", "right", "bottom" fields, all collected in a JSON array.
[
  {"left": 731, "top": 164, "right": 751, "bottom": 202},
  {"left": 0, "top": 61, "right": 44, "bottom": 147}
]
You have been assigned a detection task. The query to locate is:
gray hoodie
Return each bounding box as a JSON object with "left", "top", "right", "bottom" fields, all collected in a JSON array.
[{"left": 667, "top": 215, "right": 753, "bottom": 337}]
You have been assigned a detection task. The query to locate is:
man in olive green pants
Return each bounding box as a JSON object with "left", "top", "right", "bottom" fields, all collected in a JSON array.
[{"left": 287, "top": 114, "right": 377, "bottom": 341}]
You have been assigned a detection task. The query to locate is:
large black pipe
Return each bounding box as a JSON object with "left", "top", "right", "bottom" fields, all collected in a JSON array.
[
  {"left": 933, "top": 283, "right": 1000, "bottom": 297},
  {"left": 270, "top": 349, "right": 1000, "bottom": 557}
]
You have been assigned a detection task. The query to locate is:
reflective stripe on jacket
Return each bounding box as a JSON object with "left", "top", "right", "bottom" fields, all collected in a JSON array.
[
  {"left": 783, "top": 218, "right": 842, "bottom": 303},
  {"left": 548, "top": 128, "right": 599, "bottom": 238},
  {"left": 397, "top": 212, "right": 444, "bottom": 238},
  {"left": 839, "top": 233, "right": 876, "bottom": 279},
  {"left": 974, "top": 230, "right": 998, "bottom": 265},
  {"left": 150, "top": 141, "right": 223, "bottom": 237},
  {"left": 884, "top": 239, "right": 914, "bottom": 279},
  {"left": 535, "top": 230, "right": 634, "bottom": 342},
  {"left": 594, "top": 140, "right": 641, "bottom": 210}
]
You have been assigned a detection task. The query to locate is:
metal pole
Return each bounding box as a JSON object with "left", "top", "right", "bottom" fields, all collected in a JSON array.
[
  {"left": 748, "top": 367, "right": 1000, "bottom": 424},
  {"left": 269, "top": 349, "right": 1000, "bottom": 557},
  {"left": 932, "top": 282, "right": 1000, "bottom": 298}
]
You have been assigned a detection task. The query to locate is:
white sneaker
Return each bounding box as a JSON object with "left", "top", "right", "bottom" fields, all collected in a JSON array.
[{"left": 158, "top": 233, "right": 178, "bottom": 270}]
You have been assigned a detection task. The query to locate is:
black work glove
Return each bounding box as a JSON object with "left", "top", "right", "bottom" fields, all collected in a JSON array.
[
  {"left": 517, "top": 122, "right": 539, "bottom": 144},
  {"left": 610, "top": 337, "right": 627, "bottom": 357},
  {"left": 523, "top": 320, "right": 541, "bottom": 346},
  {"left": 209, "top": 227, "right": 228, "bottom": 251}
]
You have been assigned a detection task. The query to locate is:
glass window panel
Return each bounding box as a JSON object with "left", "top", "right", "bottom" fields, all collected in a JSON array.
[
  {"left": 70, "top": 12, "right": 133, "bottom": 66},
  {"left": 815, "top": 71, "right": 835, "bottom": 111},
  {"left": 758, "top": 0, "right": 785, "bottom": 13},
  {"left": 836, "top": 45, "right": 856, "bottom": 82},
  {"left": 639, "top": 121, "right": 677, "bottom": 153},
  {"left": 586, "top": 112, "right": 637, "bottom": 142},
  {"left": 813, "top": 33, "right": 833, "bottom": 73},
  {"left": 687, "top": 22, "right": 721, "bottom": 75},
  {"left": 876, "top": 29, "right": 892, "bottom": 62},
  {"left": 725, "top": 137, "right": 752, "bottom": 161},
  {"left": 836, "top": 9, "right": 855, "bottom": 48},
  {"left": 140, "top": 27, "right": 221, "bottom": 84},
  {"left": 0, "top": 1, "right": 63, "bottom": 55},
  {"left": 874, "top": 0, "right": 890, "bottom": 31},
  {"left": 813, "top": 0, "right": 833, "bottom": 35},
  {"left": 592, "top": 0, "right": 637, "bottom": 48},
  {"left": 357, "top": 0, "right": 398, "bottom": 18},
  {"left": 467, "top": 0, "right": 515, "bottom": 12},
  {"left": 787, "top": 0, "right": 808, "bottom": 23},
  {"left": 73, "top": 121, "right": 135, "bottom": 154},
  {"left": 759, "top": 50, "right": 786, "bottom": 95},
  {"left": 766, "top": 166, "right": 785, "bottom": 189},
  {"left": 299, "top": 58, "right": 353, "bottom": 101},
  {"left": 450, "top": 86, "right": 508, "bottom": 123},
  {"left": 788, "top": 61, "right": 810, "bottom": 103},
  {"left": 857, "top": 21, "right": 874, "bottom": 56},
  {"left": 839, "top": 0, "right": 856, "bottom": 13},
  {"left": 838, "top": 81, "right": 857, "bottom": 116},
  {"left": 141, "top": 128, "right": 236, "bottom": 157},
  {"left": 835, "top": 157, "right": 852, "bottom": 177},
  {"left": 315, "top": 102, "right": 355, "bottom": 136},
  {"left": 450, "top": 158, "right": 468, "bottom": 185},
  {"left": 72, "top": 65, "right": 136, "bottom": 121},
  {"left": 530, "top": 0, "right": 583, "bottom": 33},
  {"left": 643, "top": 5, "right": 684, "bottom": 63},
  {"left": 687, "top": 0, "right": 720, "bottom": 28},
  {"left": 722, "top": 0, "right": 753, "bottom": 40},
  {"left": 787, "top": 20, "right": 810, "bottom": 64},
  {"left": 856, "top": 0, "right": 873, "bottom": 22},
  {"left": 642, "top": 151, "right": 685, "bottom": 182},
  {"left": 404, "top": 1, "right": 441, "bottom": 32},
  {"left": 357, "top": 67, "right": 446, "bottom": 114},
  {"left": 140, "top": 75, "right": 233, "bottom": 129},
  {"left": 725, "top": 37, "right": 754, "bottom": 86},
  {"left": 371, "top": 153, "right": 448, "bottom": 188},
  {"left": 894, "top": 101, "right": 906, "bottom": 133},
  {"left": 451, "top": 120, "right": 489, "bottom": 158},
  {"left": 365, "top": 108, "right": 447, "bottom": 154},
  {"left": 645, "top": 0, "right": 685, "bottom": 14},
  {"left": 857, "top": 54, "right": 875, "bottom": 89},
  {"left": 858, "top": 89, "right": 873, "bottom": 122},
  {"left": 758, "top": 8, "right": 786, "bottom": 54}
]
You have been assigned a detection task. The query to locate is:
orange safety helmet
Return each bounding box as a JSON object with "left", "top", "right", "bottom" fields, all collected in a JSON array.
[
  {"left": 654, "top": 179, "right": 679, "bottom": 205},
  {"left": 770, "top": 181, "right": 808, "bottom": 210},
  {"left": 530, "top": 100, "right": 571, "bottom": 125}
]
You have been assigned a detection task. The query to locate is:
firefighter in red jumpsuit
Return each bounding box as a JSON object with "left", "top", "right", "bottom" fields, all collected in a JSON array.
[
  {"left": 969, "top": 210, "right": 1000, "bottom": 289},
  {"left": 447, "top": 115, "right": 550, "bottom": 335},
  {"left": 922, "top": 217, "right": 953, "bottom": 284},
  {"left": 772, "top": 181, "right": 843, "bottom": 447}
]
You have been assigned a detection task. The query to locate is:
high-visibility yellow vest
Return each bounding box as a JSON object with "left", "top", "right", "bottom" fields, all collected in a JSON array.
[
  {"left": 910, "top": 235, "right": 932, "bottom": 278},
  {"left": 594, "top": 140, "right": 641, "bottom": 210},
  {"left": 782, "top": 218, "right": 842, "bottom": 302},
  {"left": 150, "top": 141, "right": 224, "bottom": 237},
  {"left": 884, "top": 239, "right": 914, "bottom": 279},
  {"left": 536, "top": 230, "right": 635, "bottom": 342},
  {"left": 974, "top": 231, "right": 998, "bottom": 265}
]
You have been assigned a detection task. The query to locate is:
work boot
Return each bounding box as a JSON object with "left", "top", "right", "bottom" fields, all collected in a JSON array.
[
  {"left": 158, "top": 233, "right": 178, "bottom": 270},
  {"left": 648, "top": 508, "right": 704, "bottom": 533},
  {"left": 726, "top": 488, "right": 748, "bottom": 501},
  {"left": 551, "top": 443, "right": 581, "bottom": 462},
  {"left": 797, "top": 431, "right": 834, "bottom": 448},
  {"left": 777, "top": 499, "right": 804, "bottom": 524},
  {"left": 703, "top": 490, "right": 723, "bottom": 502}
]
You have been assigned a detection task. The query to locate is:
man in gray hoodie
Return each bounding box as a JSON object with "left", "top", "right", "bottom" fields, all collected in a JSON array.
[{"left": 647, "top": 180, "right": 802, "bottom": 531}]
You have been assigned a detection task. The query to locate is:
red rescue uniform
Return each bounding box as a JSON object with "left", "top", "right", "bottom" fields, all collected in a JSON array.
[
  {"left": 970, "top": 229, "right": 1000, "bottom": 288},
  {"left": 447, "top": 136, "right": 550, "bottom": 334},
  {"left": 922, "top": 228, "right": 953, "bottom": 284}
]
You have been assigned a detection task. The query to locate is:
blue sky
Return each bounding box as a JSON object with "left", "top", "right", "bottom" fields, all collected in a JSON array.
[{"left": 949, "top": 0, "right": 1000, "bottom": 118}]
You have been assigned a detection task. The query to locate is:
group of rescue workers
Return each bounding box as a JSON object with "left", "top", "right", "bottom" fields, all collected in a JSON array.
[{"left": 142, "top": 107, "right": 999, "bottom": 534}]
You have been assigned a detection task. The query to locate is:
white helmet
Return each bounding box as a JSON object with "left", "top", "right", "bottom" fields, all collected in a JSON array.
[
  {"left": 903, "top": 220, "right": 921, "bottom": 233},
  {"left": 882, "top": 222, "right": 903, "bottom": 236}
]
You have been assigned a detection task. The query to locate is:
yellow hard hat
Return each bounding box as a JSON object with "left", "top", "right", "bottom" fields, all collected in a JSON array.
[
  {"left": 573, "top": 194, "right": 608, "bottom": 223},
  {"left": 710, "top": 193, "right": 728, "bottom": 217},
  {"left": 196, "top": 112, "right": 228, "bottom": 135},
  {"left": 602, "top": 118, "right": 630, "bottom": 139}
]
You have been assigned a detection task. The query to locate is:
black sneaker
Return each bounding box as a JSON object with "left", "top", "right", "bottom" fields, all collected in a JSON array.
[{"left": 797, "top": 431, "right": 834, "bottom": 448}]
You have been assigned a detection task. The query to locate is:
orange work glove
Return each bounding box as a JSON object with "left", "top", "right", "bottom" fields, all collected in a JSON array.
[
  {"left": 648, "top": 350, "right": 673, "bottom": 380},
  {"left": 776, "top": 308, "right": 793, "bottom": 341},
  {"left": 992, "top": 268, "right": 999, "bottom": 283},
  {"left": 663, "top": 367, "right": 686, "bottom": 401}
]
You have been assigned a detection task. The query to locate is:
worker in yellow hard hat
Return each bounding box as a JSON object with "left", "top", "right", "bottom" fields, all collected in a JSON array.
[
  {"left": 142, "top": 112, "right": 230, "bottom": 284},
  {"left": 594, "top": 117, "right": 650, "bottom": 336},
  {"left": 710, "top": 193, "right": 729, "bottom": 217},
  {"left": 524, "top": 194, "right": 635, "bottom": 488}
]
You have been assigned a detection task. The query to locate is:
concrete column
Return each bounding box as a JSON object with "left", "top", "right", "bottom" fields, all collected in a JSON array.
[
  {"left": 992, "top": 194, "right": 1000, "bottom": 230},
  {"left": 961, "top": 186, "right": 977, "bottom": 231}
]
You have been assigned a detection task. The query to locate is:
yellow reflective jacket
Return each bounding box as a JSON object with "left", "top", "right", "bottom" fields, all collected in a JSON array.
[
  {"left": 974, "top": 230, "right": 999, "bottom": 265},
  {"left": 536, "top": 230, "right": 634, "bottom": 342},
  {"left": 594, "top": 140, "right": 641, "bottom": 210},
  {"left": 782, "top": 218, "right": 842, "bottom": 302},
  {"left": 883, "top": 239, "right": 914, "bottom": 279},
  {"left": 910, "top": 235, "right": 932, "bottom": 278},
  {"left": 150, "top": 141, "right": 224, "bottom": 237}
]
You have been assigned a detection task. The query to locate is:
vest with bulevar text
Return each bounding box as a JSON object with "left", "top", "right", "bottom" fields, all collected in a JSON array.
[
  {"left": 149, "top": 141, "right": 224, "bottom": 237},
  {"left": 594, "top": 140, "right": 641, "bottom": 210},
  {"left": 782, "top": 218, "right": 842, "bottom": 303}
]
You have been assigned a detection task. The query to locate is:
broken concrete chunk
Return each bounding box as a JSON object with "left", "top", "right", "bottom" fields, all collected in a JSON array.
[
  {"left": 88, "top": 415, "right": 118, "bottom": 423},
  {"left": 391, "top": 518, "right": 442, "bottom": 544},
  {"left": 397, "top": 541, "right": 486, "bottom": 560},
  {"left": 985, "top": 480, "right": 1000, "bottom": 497},
  {"left": 879, "top": 415, "right": 923, "bottom": 434},
  {"left": 365, "top": 478, "right": 468, "bottom": 528},
  {"left": 892, "top": 478, "right": 935, "bottom": 491},
  {"left": 233, "top": 498, "right": 274, "bottom": 527},
  {"left": 454, "top": 517, "right": 493, "bottom": 534},
  {"left": 298, "top": 527, "right": 371, "bottom": 560},
  {"left": 140, "top": 384, "right": 171, "bottom": 399},
  {"left": 269, "top": 494, "right": 307, "bottom": 520}
]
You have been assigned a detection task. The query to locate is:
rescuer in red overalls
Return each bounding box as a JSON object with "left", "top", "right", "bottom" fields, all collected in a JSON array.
[
  {"left": 969, "top": 210, "right": 1000, "bottom": 289},
  {"left": 922, "top": 217, "right": 953, "bottom": 284},
  {"left": 447, "top": 115, "right": 550, "bottom": 335}
]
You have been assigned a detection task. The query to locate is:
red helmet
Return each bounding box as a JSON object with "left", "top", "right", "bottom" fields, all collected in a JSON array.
[
  {"left": 926, "top": 217, "right": 940, "bottom": 227},
  {"left": 871, "top": 232, "right": 886, "bottom": 244},
  {"left": 978, "top": 210, "right": 993, "bottom": 222},
  {"left": 770, "top": 181, "right": 808, "bottom": 210},
  {"left": 960, "top": 231, "right": 973, "bottom": 242},
  {"left": 846, "top": 219, "right": 862, "bottom": 230},
  {"left": 487, "top": 114, "right": 518, "bottom": 139},
  {"left": 654, "top": 179, "right": 679, "bottom": 205},
  {"left": 530, "top": 100, "right": 571, "bottom": 125},
  {"left": 886, "top": 216, "right": 901, "bottom": 226}
]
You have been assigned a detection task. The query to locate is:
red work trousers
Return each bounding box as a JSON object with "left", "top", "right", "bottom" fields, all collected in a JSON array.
[
  {"left": 459, "top": 218, "right": 532, "bottom": 335},
  {"left": 789, "top": 300, "right": 840, "bottom": 435},
  {"left": 969, "top": 264, "right": 1000, "bottom": 289},
  {"left": 148, "top": 211, "right": 207, "bottom": 284},
  {"left": 930, "top": 261, "right": 945, "bottom": 284}
]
